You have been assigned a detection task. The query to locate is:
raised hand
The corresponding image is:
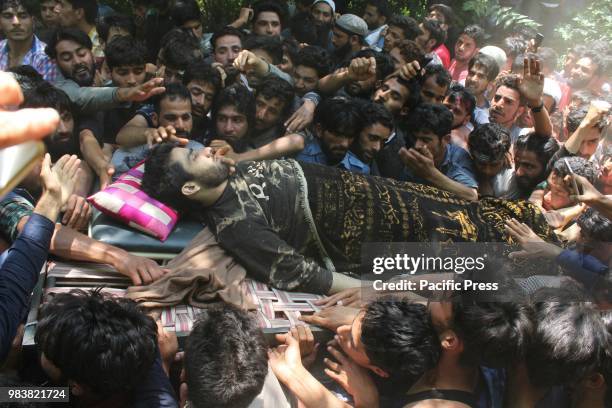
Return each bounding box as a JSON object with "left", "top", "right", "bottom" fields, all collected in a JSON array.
[
  {"left": 504, "top": 218, "right": 562, "bottom": 260},
  {"left": 519, "top": 57, "right": 545, "bottom": 108},
  {"left": 41, "top": 154, "right": 81, "bottom": 208},
  {"left": 119, "top": 78, "right": 165, "bottom": 103},
  {"left": 348, "top": 57, "right": 377, "bottom": 82}
]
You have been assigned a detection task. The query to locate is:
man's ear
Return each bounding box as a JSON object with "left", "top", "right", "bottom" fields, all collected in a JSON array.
[
  {"left": 370, "top": 365, "right": 390, "bottom": 378},
  {"left": 151, "top": 112, "right": 159, "bottom": 128},
  {"left": 442, "top": 133, "right": 451, "bottom": 145},
  {"left": 515, "top": 106, "right": 526, "bottom": 121},
  {"left": 181, "top": 181, "right": 201, "bottom": 197},
  {"left": 427, "top": 39, "right": 436, "bottom": 52}
]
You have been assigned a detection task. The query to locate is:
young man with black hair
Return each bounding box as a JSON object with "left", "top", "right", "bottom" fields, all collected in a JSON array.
[
  {"left": 362, "top": 0, "right": 390, "bottom": 51},
  {"left": 372, "top": 74, "right": 421, "bottom": 179},
  {"left": 183, "top": 60, "right": 222, "bottom": 141},
  {"left": 159, "top": 34, "right": 204, "bottom": 85},
  {"left": 114, "top": 82, "right": 201, "bottom": 175},
  {"left": 465, "top": 52, "right": 500, "bottom": 125},
  {"left": 489, "top": 60, "right": 553, "bottom": 143},
  {"left": 37, "top": 0, "right": 60, "bottom": 43},
  {"left": 184, "top": 303, "right": 292, "bottom": 408},
  {"left": 444, "top": 84, "right": 476, "bottom": 149},
  {"left": 467, "top": 123, "right": 514, "bottom": 198},
  {"left": 506, "top": 300, "right": 610, "bottom": 407},
  {"left": 510, "top": 132, "right": 560, "bottom": 199},
  {"left": 449, "top": 24, "right": 485, "bottom": 83},
  {"left": 210, "top": 84, "right": 255, "bottom": 153},
  {"left": 292, "top": 45, "right": 331, "bottom": 97},
  {"left": 35, "top": 289, "right": 177, "bottom": 407},
  {"left": 420, "top": 64, "right": 451, "bottom": 104},
  {"left": 351, "top": 101, "right": 393, "bottom": 174},
  {"left": 211, "top": 25, "right": 244, "bottom": 69},
  {"left": 251, "top": 75, "right": 295, "bottom": 147},
  {"left": 252, "top": 1, "right": 284, "bottom": 37},
  {"left": 382, "top": 15, "right": 420, "bottom": 53},
  {"left": 401, "top": 60, "right": 451, "bottom": 104},
  {"left": 56, "top": 0, "right": 103, "bottom": 61},
  {"left": 171, "top": 0, "right": 203, "bottom": 42},
  {"left": 389, "top": 39, "right": 424, "bottom": 71},
  {"left": 270, "top": 298, "right": 441, "bottom": 407},
  {"left": 0, "top": 0, "right": 59, "bottom": 81},
  {"left": 569, "top": 50, "right": 607, "bottom": 96},
  {"left": 96, "top": 14, "right": 135, "bottom": 51},
  {"left": 399, "top": 103, "right": 478, "bottom": 201},
  {"left": 295, "top": 96, "right": 370, "bottom": 174},
  {"left": 416, "top": 19, "right": 445, "bottom": 67}
]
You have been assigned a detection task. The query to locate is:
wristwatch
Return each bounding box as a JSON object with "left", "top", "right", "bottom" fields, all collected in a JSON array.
[{"left": 530, "top": 101, "right": 545, "bottom": 113}]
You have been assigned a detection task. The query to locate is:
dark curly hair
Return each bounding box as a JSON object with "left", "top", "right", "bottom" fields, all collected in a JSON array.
[
  {"left": 552, "top": 156, "right": 598, "bottom": 185},
  {"left": 255, "top": 75, "right": 295, "bottom": 119},
  {"left": 408, "top": 103, "right": 453, "bottom": 138},
  {"left": 35, "top": 289, "right": 157, "bottom": 399},
  {"left": 387, "top": 15, "right": 421, "bottom": 41},
  {"left": 105, "top": 35, "right": 147, "bottom": 70},
  {"left": 295, "top": 45, "right": 332, "bottom": 78},
  {"left": 461, "top": 24, "right": 485, "bottom": 48},
  {"left": 468, "top": 123, "right": 510, "bottom": 162},
  {"left": 243, "top": 34, "right": 283, "bottom": 65}
]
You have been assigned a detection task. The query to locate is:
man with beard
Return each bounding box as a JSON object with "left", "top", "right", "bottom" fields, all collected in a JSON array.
[
  {"left": 292, "top": 45, "right": 331, "bottom": 97},
  {"left": 488, "top": 58, "right": 553, "bottom": 143},
  {"left": 443, "top": 84, "right": 475, "bottom": 150},
  {"left": 112, "top": 82, "right": 202, "bottom": 177},
  {"left": 209, "top": 85, "right": 255, "bottom": 154},
  {"left": 45, "top": 28, "right": 164, "bottom": 115},
  {"left": 382, "top": 15, "right": 421, "bottom": 53},
  {"left": 56, "top": 0, "right": 104, "bottom": 62},
  {"left": 372, "top": 74, "right": 421, "bottom": 179},
  {"left": 183, "top": 61, "right": 222, "bottom": 143},
  {"left": 350, "top": 101, "right": 393, "bottom": 175},
  {"left": 311, "top": 0, "right": 335, "bottom": 48},
  {"left": 464, "top": 52, "right": 499, "bottom": 125},
  {"left": 140, "top": 142, "right": 556, "bottom": 294},
  {"left": 568, "top": 50, "right": 608, "bottom": 96},
  {"left": 250, "top": 75, "right": 295, "bottom": 148},
  {"left": 317, "top": 49, "right": 394, "bottom": 100},
  {"left": 362, "top": 0, "right": 390, "bottom": 51},
  {"left": 295, "top": 96, "right": 370, "bottom": 174},
  {"left": 510, "top": 132, "right": 560, "bottom": 199},
  {"left": 330, "top": 14, "right": 369, "bottom": 69},
  {"left": 448, "top": 25, "right": 485, "bottom": 83},
  {"left": 0, "top": 0, "right": 59, "bottom": 81}
]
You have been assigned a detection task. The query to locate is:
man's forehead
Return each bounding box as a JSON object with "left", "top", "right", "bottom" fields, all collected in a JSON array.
[
  {"left": 256, "top": 11, "right": 280, "bottom": 22},
  {"left": 295, "top": 65, "right": 317, "bottom": 77},
  {"left": 256, "top": 94, "right": 283, "bottom": 107},
  {"left": 216, "top": 35, "right": 241, "bottom": 47},
  {"left": 57, "top": 39, "right": 87, "bottom": 52},
  {"left": 312, "top": 2, "right": 332, "bottom": 13},
  {"left": 217, "top": 105, "right": 246, "bottom": 117},
  {"left": 161, "top": 97, "right": 191, "bottom": 113},
  {"left": 188, "top": 80, "right": 215, "bottom": 91},
  {"left": 496, "top": 85, "right": 519, "bottom": 100}
]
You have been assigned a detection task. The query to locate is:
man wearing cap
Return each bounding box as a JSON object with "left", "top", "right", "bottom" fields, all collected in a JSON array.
[{"left": 330, "top": 14, "right": 369, "bottom": 68}]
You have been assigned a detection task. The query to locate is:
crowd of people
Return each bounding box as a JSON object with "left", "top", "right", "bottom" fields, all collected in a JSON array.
[{"left": 0, "top": 0, "right": 610, "bottom": 407}]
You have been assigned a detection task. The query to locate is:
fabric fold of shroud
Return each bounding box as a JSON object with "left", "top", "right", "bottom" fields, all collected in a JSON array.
[{"left": 126, "top": 227, "right": 255, "bottom": 310}]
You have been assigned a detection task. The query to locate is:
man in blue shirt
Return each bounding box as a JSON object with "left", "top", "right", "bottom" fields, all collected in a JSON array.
[
  {"left": 296, "top": 96, "right": 370, "bottom": 174},
  {"left": 400, "top": 103, "right": 479, "bottom": 201}
]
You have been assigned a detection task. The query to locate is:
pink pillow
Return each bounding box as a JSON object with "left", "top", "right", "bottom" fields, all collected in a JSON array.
[{"left": 88, "top": 161, "right": 179, "bottom": 241}]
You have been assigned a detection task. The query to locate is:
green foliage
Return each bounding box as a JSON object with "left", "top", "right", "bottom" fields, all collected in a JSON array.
[
  {"left": 461, "top": 0, "right": 541, "bottom": 36},
  {"left": 555, "top": 0, "right": 612, "bottom": 49}
]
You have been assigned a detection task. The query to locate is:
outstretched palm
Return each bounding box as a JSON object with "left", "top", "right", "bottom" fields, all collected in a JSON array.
[
  {"left": 519, "top": 57, "right": 544, "bottom": 106},
  {"left": 40, "top": 154, "right": 81, "bottom": 208}
]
